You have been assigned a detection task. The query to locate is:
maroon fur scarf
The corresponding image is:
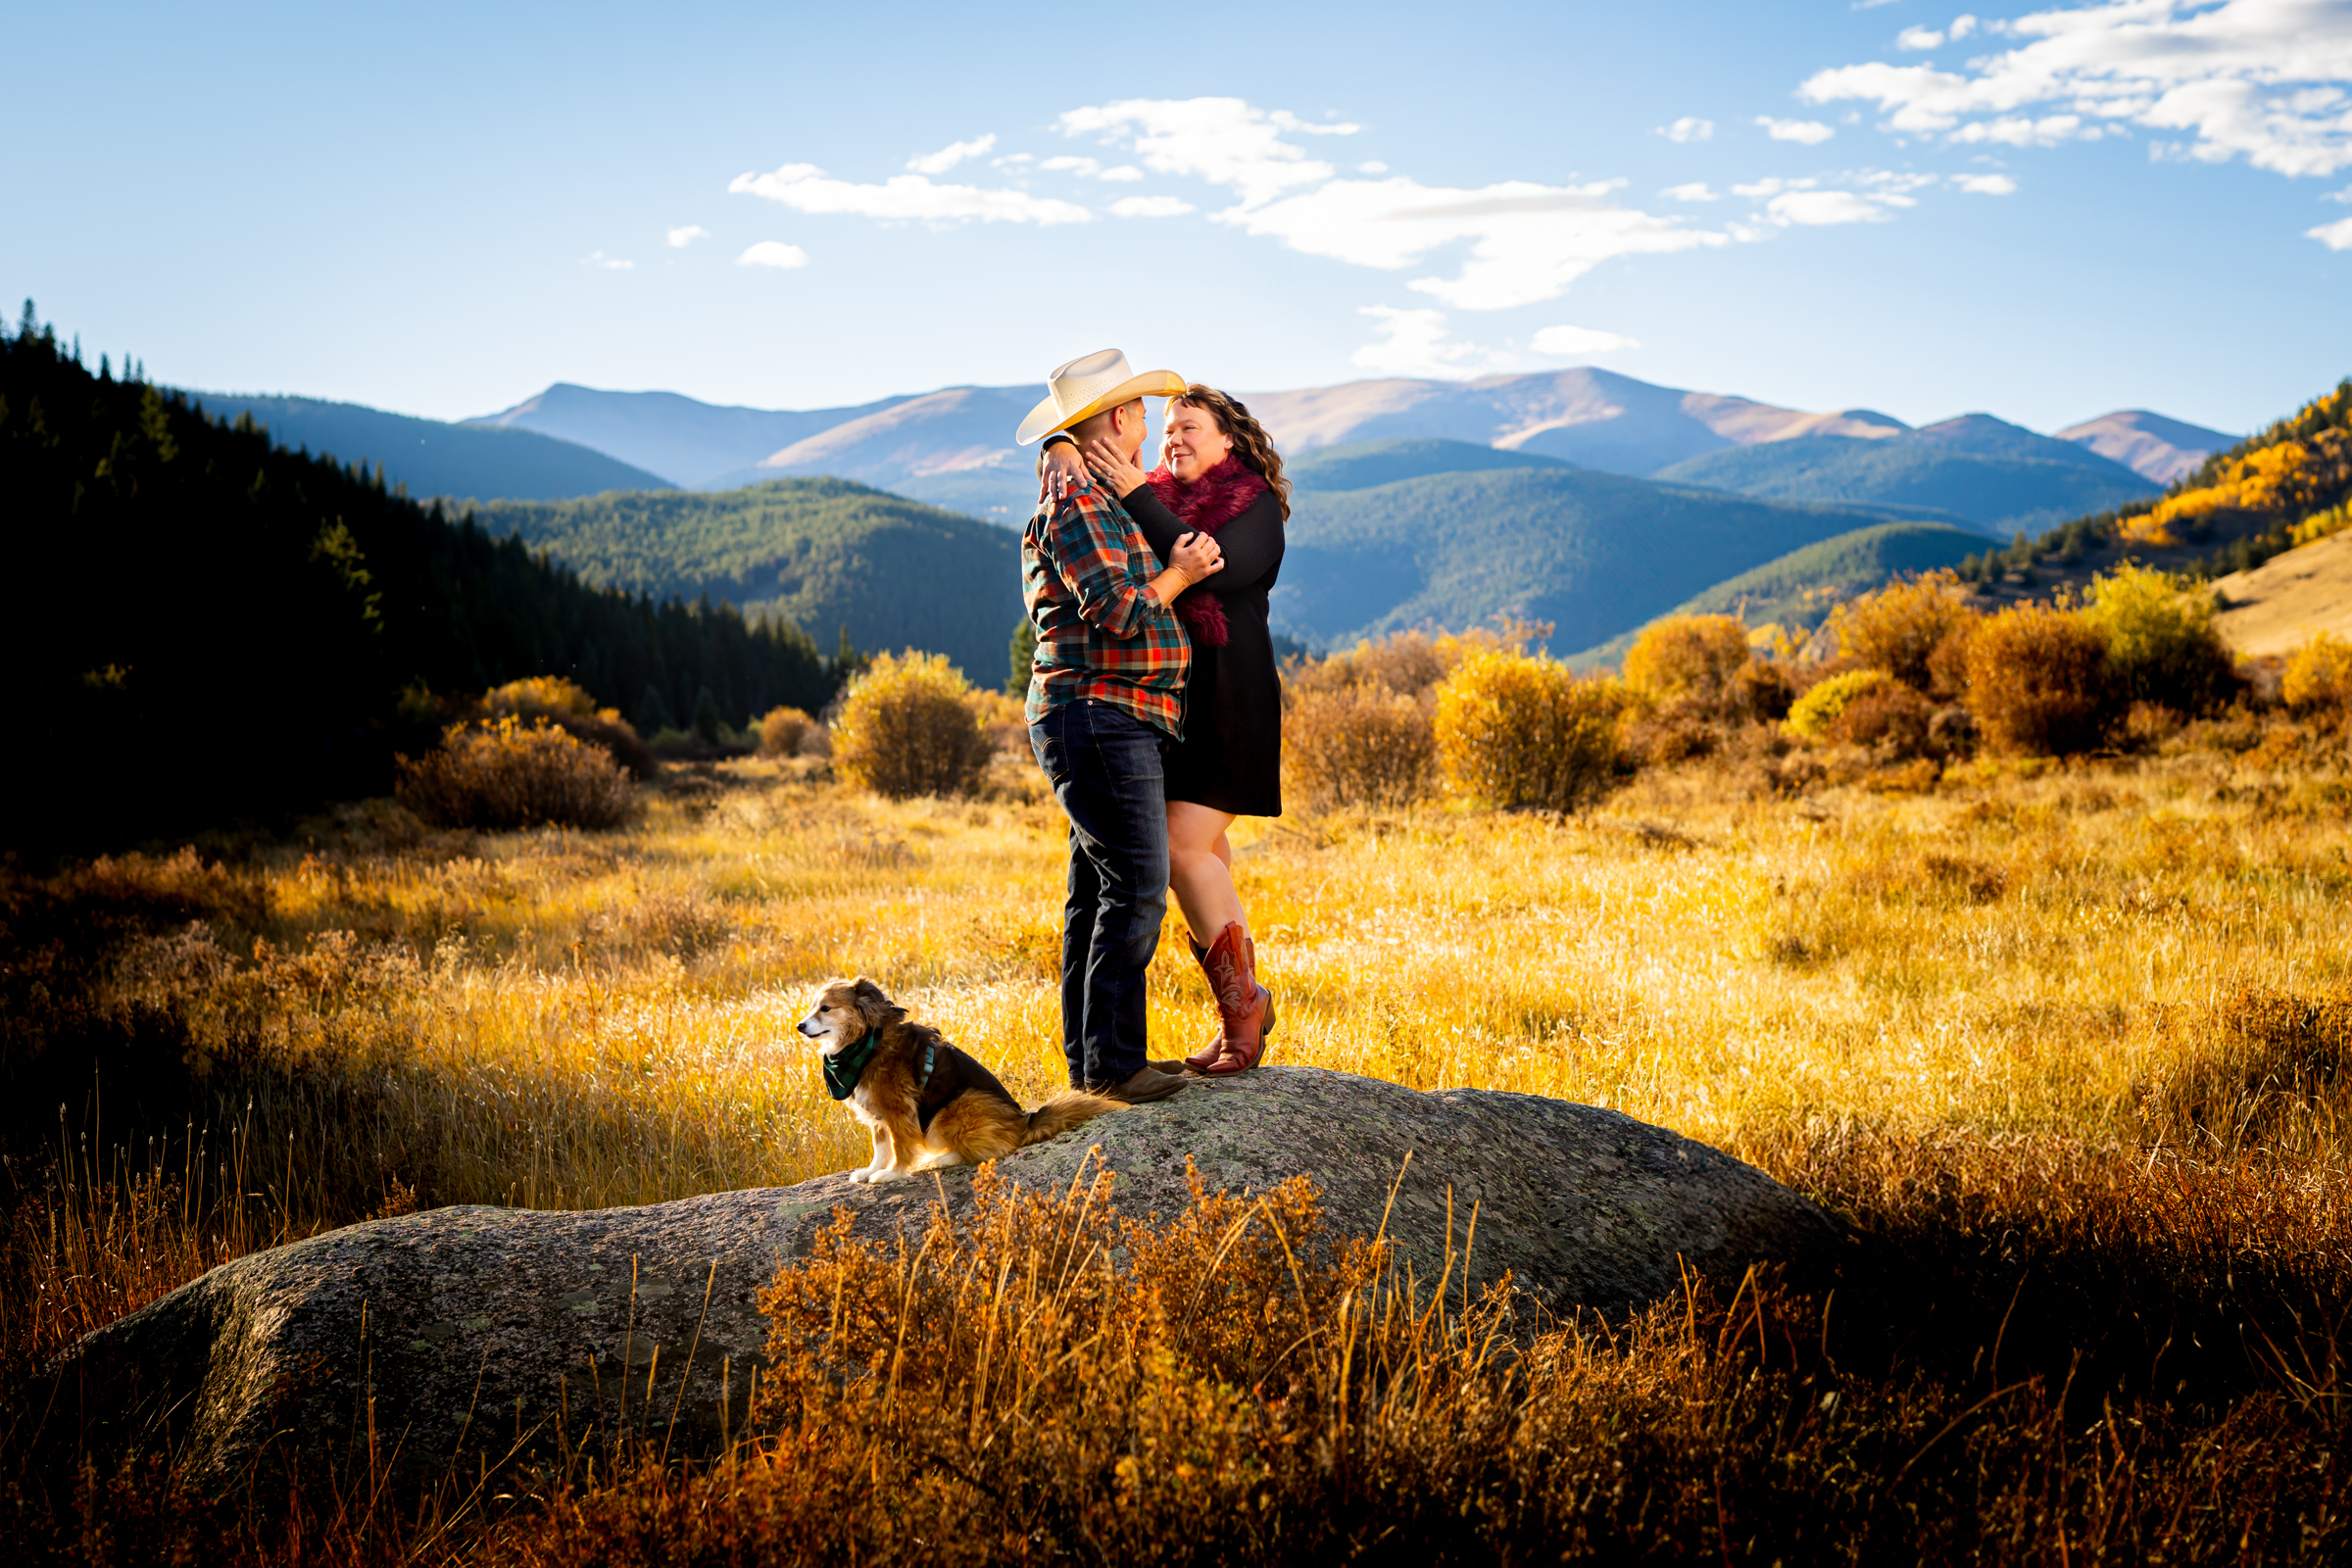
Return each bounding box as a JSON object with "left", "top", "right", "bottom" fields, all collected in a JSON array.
[{"left": 1142, "top": 456, "right": 1266, "bottom": 648}]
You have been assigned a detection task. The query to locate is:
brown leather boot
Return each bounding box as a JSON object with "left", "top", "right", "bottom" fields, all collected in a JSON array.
[
  {"left": 1200, "top": 922, "right": 1274, "bottom": 1075},
  {"left": 1181, "top": 934, "right": 1226, "bottom": 1073}
]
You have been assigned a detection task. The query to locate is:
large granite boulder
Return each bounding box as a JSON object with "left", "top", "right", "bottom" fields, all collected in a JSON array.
[{"left": 47, "top": 1067, "right": 1838, "bottom": 1487}]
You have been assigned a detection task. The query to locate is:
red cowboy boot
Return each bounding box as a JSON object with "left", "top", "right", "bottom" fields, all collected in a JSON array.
[
  {"left": 1180, "top": 934, "right": 1226, "bottom": 1072},
  {"left": 1200, "top": 922, "right": 1274, "bottom": 1075}
]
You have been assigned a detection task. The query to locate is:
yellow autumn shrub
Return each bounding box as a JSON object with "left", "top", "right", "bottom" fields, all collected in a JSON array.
[
  {"left": 832, "top": 650, "right": 993, "bottom": 799},
  {"left": 1434, "top": 652, "right": 1627, "bottom": 811},
  {"left": 2283, "top": 633, "right": 2352, "bottom": 713}
]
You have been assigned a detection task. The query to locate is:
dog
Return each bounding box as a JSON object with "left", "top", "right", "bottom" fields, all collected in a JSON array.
[{"left": 796, "top": 976, "right": 1122, "bottom": 1185}]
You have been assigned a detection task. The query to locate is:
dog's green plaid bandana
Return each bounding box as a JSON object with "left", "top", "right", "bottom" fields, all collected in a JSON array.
[{"left": 823, "top": 1030, "right": 882, "bottom": 1101}]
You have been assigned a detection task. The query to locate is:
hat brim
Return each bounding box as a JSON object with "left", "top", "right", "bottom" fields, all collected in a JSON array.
[{"left": 1014, "top": 369, "right": 1189, "bottom": 446}]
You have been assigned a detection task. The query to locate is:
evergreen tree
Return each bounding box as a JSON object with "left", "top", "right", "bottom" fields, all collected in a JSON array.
[
  {"left": 1007, "top": 617, "right": 1037, "bottom": 696},
  {"left": 692, "top": 685, "right": 722, "bottom": 744},
  {"left": 634, "top": 682, "right": 675, "bottom": 736}
]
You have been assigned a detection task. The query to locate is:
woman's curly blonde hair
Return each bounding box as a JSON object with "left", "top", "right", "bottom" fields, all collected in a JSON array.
[{"left": 1172, "top": 384, "right": 1291, "bottom": 520}]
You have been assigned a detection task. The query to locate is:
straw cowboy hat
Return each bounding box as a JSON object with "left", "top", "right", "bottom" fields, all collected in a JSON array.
[{"left": 1014, "top": 348, "right": 1188, "bottom": 446}]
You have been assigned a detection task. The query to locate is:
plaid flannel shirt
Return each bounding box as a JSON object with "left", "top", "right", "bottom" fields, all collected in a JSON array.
[{"left": 1022, "top": 474, "right": 1189, "bottom": 739}]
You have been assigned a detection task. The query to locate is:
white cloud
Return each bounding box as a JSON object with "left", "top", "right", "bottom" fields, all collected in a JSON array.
[
  {"left": 1040, "top": 155, "right": 1144, "bottom": 180},
  {"left": 1351, "top": 306, "right": 1495, "bottom": 378},
  {"left": 1767, "top": 189, "right": 1891, "bottom": 224},
  {"left": 1108, "top": 195, "right": 1198, "bottom": 218},
  {"left": 1660, "top": 116, "right": 1716, "bottom": 142},
  {"left": 1952, "top": 15, "right": 1980, "bottom": 38},
  {"left": 1531, "top": 323, "right": 1640, "bottom": 355},
  {"left": 1758, "top": 116, "right": 1838, "bottom": 144},
  {"left": 2311, "top": 214, "right": 2352, "bottom": 248},
  {"left": 729, "top": 164, "right": 1091, "bottom": 225},
  {"left": 580, "top": 251, "right": 633, "bottom": 270},
  {"left": 1800, "top": 0, "right": 2352, "bottom": 178},
  {"left": 665, "top": 224, "right": 710, "bottom": 249},
  {"left": 1662, "top": 181, "right": 1720, "bottom": 201},
  {"left": 1055, "top": 97, "right": 1356, "bottom": 209},
  {"left": 906, "top": 133, "right": 997, "bottom": 174},
  {"left": 737, "top": 241, "right": 809, "bottom": 269},
  {"left": 1952, "top": 172, "right": 2020, "bottom": 192},
  {"left": 1357, "top": 161, "right": 1390, "bottom": 172},
  {"left": 1224, "top": 173, "right": 1728, "bottom": 310},
  {"left": 1898, "top": 25, "right": 1946, "bottom": 49},
  {"left": 1055, "top": 97, "right": 1724, "bottom": 310}
]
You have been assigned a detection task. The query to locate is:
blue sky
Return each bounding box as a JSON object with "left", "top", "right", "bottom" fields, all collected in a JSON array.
[{"left": 9, "top": 0, "right": 2350, "bottom": 434}]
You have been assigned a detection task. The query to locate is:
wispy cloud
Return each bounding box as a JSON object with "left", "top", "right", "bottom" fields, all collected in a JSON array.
[
  {"left": 1351, "top": 306, "right": 1496, "bottom": 378},
  {"left": 1039, "top": 155, "right": 1145, "bottom": 180},
  {"left": 729, "top": 164, "right": 1091, "bottom": 225},
  {"left": 1055, "top": 97, "right": 1358, "bottom": 209},
  {"left": 906, "top": 134, "right": 996, "bottom": 174},
  {"left": 1952, "top": 172, "right": 2019, "bottom": 193},
  {"left": 1758, "top": 116, "right": 1837, "bottom": 144},
  {"left": 1532, "top": 323, "right": 1640, "bottom": 354},
  {"left": 736, "top": 241, "right": 809, "bottom": 269},
  {"left": 1107, "top": 195, "right": 1197, "bottom": 218},
  {"left": 1059, "top": 97, "right": 1725, "bottom": 310},
  {"left": 2310, "top": 214, "right": 2352, "bottom": 250},
  {"left": 1658, "top": 116, "right": 1716, "bottom": 142},
  {"left": 580, "top": 251, "right": 633, "bottom": 270},
  {"left": 1800, "top": 0, "right": 2352, "bottom": 179},
  {"left": 1662, "top": 181, "right": 1720, "bottom": 201},
  {"left": 665, "top": 224, "right": 709, "bottom": 249}
]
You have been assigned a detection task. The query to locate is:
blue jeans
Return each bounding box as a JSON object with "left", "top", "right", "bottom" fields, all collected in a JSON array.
[{"left": 1029, "top": 700, "right": 1170, "bottom": 1087}]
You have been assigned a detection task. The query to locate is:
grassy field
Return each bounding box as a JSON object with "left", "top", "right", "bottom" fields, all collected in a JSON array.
[{"left": 7, "top": 723, "right": 2352, "bottom": 1559}]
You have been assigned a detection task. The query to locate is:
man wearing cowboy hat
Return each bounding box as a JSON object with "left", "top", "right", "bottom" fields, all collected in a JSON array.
[{"left": 1017, "top": 349, "right": 1225, "bottom": 1104}]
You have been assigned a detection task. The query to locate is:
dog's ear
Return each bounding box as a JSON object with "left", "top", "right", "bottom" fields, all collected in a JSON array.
[{"left": 849, "top": 975, "right": 899, "bottom": 1027}]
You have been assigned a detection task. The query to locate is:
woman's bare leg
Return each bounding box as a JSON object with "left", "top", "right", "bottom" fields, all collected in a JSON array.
[{"left": 1167, "top": 801, "right": 1246, "bottom": 945}]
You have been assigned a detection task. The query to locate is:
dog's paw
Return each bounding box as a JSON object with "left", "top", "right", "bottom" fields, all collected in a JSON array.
[
  {"left": 846, "top": 1168, "right": 873, "bottom": 1185},
  {"left": 867, "top": 1167, "right": 914, "bottom": 1186}
]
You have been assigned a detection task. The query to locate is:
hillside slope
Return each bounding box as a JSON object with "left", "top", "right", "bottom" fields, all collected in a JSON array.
[
  {"left": 2210, "top": 532, "right": 2352, "bottom": 657},
  {"left": 2, "top": 318, "right": 830, "bottom": 856},
  {"left": 466, "top": 480, "right": 1021, "bottom": 682},
  {"left": 1272, "top": 467, "right": 1913, "bottom": 652},
  {"left": 1570, "top": 521, "right": 1989, "bottom": 665},
  {"left": 1653, "top": 416, "right": 2156, "bottom": 534},
  {"left": 187, "top": 391, "right": 673, "bottom": 500}
]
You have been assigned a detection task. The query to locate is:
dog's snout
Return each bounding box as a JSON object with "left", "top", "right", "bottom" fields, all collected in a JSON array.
[{"left": 797, "top": 1017, "right": 823, "bottom": 1037}]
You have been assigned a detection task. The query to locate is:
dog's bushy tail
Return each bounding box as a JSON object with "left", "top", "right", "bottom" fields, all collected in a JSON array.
[{"left": 1021, "top": 1090, "right": 1123, "bottom": 1145}]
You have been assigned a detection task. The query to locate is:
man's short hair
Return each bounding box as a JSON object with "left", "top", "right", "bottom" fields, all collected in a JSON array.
[{"left": 1065, "top": 398, "right": 1145, "bottom": 446}]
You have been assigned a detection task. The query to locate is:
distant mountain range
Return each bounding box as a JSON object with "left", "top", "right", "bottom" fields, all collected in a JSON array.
[
  {"left": 463, "top": 367, "right": 2234, "bottom": 535},
  {"left": 184, "top": 392, "right": 671, "bottom": 501}
]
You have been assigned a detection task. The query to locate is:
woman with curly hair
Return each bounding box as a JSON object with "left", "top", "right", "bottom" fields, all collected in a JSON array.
[{"left": 1039, "top": 384, "right": 1287, "bottom": 1074}]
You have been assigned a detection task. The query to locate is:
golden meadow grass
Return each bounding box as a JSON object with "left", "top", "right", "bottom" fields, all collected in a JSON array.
[
  {"left": 8, "top": 728, "right": 2352, "bottom": 1559},
  {"left": 18, "top": 735, "right": 2351, "bottom": 1236}
]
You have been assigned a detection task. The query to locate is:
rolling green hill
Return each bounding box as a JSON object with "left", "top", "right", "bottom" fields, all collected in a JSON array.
[
  {"left": 1653, "top": 421, "right": 2156, "bottom": 535},
  {"left": 1273, "top": 467, "right": 1925, "bottom": 653},
  {"left": 186, "top": 392, "right": 674, "bottom": 500},
  {"left": 466, "top": 479, "right": 1022, "bottom": 682},
  {"left": 1569, "top": 521, "right": 1988, "bottom": 664}
]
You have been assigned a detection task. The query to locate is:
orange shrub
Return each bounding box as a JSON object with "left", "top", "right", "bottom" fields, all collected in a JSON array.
[
  {"left": 395, "top": 716, "right": 639, "bottom": 830},
  {"left": 832, "top": 651, "right": 993, "bottom": 799},
  {"left": 1624, "top": 615, "right": 1751, "bottom": 705},
  {"left": 1286, "top": 684, "right": 1439, "bottom": 808},
  {"left": 1829, "top": 570, "right": 1980, "bottom": 693},
  {"left": 1965, "top": 606, "right": 2117, "bottom": 756},
  {"left": 757, "top": 705, "right": 814, "bottom": 757},
  {"left": 1435, "top": 652, "right": 1627, "bottom": 811},
  {"left": 2283, "top": 633, "right": 2352, "bottom": 713},
  {"left": 480, "top": 675, "right": 654, "bottom": 778}
]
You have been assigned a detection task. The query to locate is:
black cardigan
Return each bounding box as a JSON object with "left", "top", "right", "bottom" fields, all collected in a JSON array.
[{"left": 1122, "top": 482, "right": 1286, "bottom": 817}]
